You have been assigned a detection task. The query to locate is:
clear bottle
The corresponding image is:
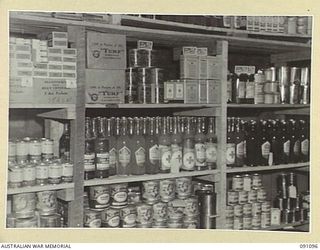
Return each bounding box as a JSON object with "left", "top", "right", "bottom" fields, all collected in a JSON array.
[
  {"left": 107, "top": 118, "right": 117, "bottom": 176},
  {"left": 270, "top": 120, "right": 281, "bottom": 165},
  {"left": 95, "top": 117, "right": 109, "bottom": 179},
  {"left": 59, "top": 122, "right": 71, "bottom": 162},
  {"left": 159, "top": 117, "right": 172, "bottom": 173},
  {"left": 182, "top": 117, "right": 195, "bottom": 171},
  {"left": 194, "top": 117, "right": 207, "bottom": 170},
  {"left": 116, "top": 117, "right": 131, "bottom": 176},
  {"left": 131, "top": 117, "right": 146, "bottom": 175},
  {"left": 170, "top": 116, "right": 183, "bottom": 173},
  {"left": 226, "top": 117, "right": 236, "bottom": 167},
  {"left": 145, "top": 117, "right": 160, "bottom": 174},
  {"left": 84, "top": 117, "right": 95, "bottom": 180},
  {"left": 205, "top": 117, "right": 217, "bottom": 169}
]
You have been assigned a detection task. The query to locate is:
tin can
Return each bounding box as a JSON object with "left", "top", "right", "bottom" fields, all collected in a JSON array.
[
  {"left": 62, "top": 162, "right": 73, "bottom": 183},
  {"left": 261, "top": 212, "right": 271, "bottom": 228},
  {"left": 254, "top": 94, "right": 265, "bottom": 104},
  {"left": 243, "top": 203, "right": 253, "bottom": 216},
  {"left": 183, "top": 215, "right": 199, "bottom": 229},
  {"left": 110, "top": 183, "right": 128, "bottom": 208},
  {"left": 242, "top": 174, "right": 252, "bottom": 192},
  {"left": 15, "top": 216, "right": 38, "bottom": 228},
  {"left": 257, "top": 188, "right": 267, "bottom": 202},
  {"left": 142, "top": 180, "right": 160, "bottom": 204},
  {"left": 167, "top": 199, "right": 185, "bottom": 219},
  {"left": 225, "top": 217, "right": 234, "bottom": 229},
  {"left": 23, "top": 164, "right": 36, "bottom": 186},
  {"left": 264, "top": 94, "right": 274, "bottom": 104},
  {"left": 35, "top": 162, "right": 49, "bottom": 185},
  {"left": 128, "top": 188, "right": 142, "bottom": 205},
  {"left": 254, "top": 82, "right": 264, "bottom": 94},
  {"left": 40, "top": 213, "right": 61, "bottom": 227},
  {"left": 83, "top": 208, "right": 101, "bottom": 228},
  {"left": 252, "top": 173, "right": 262, "bottom": 188},
  {"left": 41, "top": 139, "right": 54, "bottom": 161},
  {"left": 152, "top": 202, "right": 168, "bottom": 222},
  {"left": 176, "top": 177, "right": 192, "bottom": 199},
  {"left": 137, "top": 222, "right": 152, "bottom": 228},
  {"left": 193, "top": 182, "right": 204, "bottom": 194},
  {"left": 233, "top": 216, "right": 243, "bottom": 230},
  {"left": 243, "top": 216, "right": 252, "bottom": 230},
  {"left": 136, "top": 203, "right": 153, "bottom": 225},
  {"left": 36, "top": 190, "right": 57, "bottom": 216},
  {"left": 16, "top": 139, "right": 28, "bottom": 163},
  {"left": 129, "top": 48, "right": 156, "bottom": 68},
  {"left": 167, "top": 218, "right": 183, "bottom": 228},
  {"left": 297, "top": 25, "right": 307, "bottom": 35},
  {"left": 248, "top": 189, "right": 258, "bottom": 203},
  {"left": 198, "top": 189, "right": 216, "bottom": 215},
  {"left": 159, "top": 179, "right": 175, "bottom": 202},
  {"left": 12, "top": 193, "right": 36, "bottom": 219},
  {"left": 238, "top": 190, "right": 248, "bottom": 204},
  {"left": 232, "top": 175, "right": 244, "bottom": 191},
  {"left": 184, "top": 196, "right": 199, "bottom": 216},
  {"left": 8, "top": 140, "right": 17, "bottom": 163},
  {"left": 120, "top": 205, "right": 137, "bottom": 228},
  {"left": 101, "top": 208, "right": 120, "bottom": 228},
  {"left": 227, "top": 190, "right": 239, "bottom": 205},
  {"left": 149, "top": 68, "right": 164, "bottom": 85},
  {"left": 152, "top": 220, "right": 167, "bottom": 228},
  {"left": 8, "top": 165, "right": 23, "bottom": 188},
  {"left": 125, "top": 67, "right": 138, "bottom": 104},
  {"left": 252, "top": 214, "right": 261, "bottom": 230},
  {"left": 234, "top": 204, "right": 243, "bottom": 217},
  {"left": 29, "top": 139, "right": 42, "bottom": 162},
  {"left": 274, "top": 92, "right": 280, "bottom": 104},
  {"left": 89, "top": 185, "right": 110, "bottom": 209},
  {"left": 261, "top": 201, "right": 271, "bottom": 212},
  {"left": 226, "top": 205, "right": 234, "bottom": 218},
  {"left": 48, "top": 162, "right": 62, "bottom": 184},
  {"left": 297, "top": 17, "right": 308, "bottom": 26},
  {"left": 252, "top": 202, "right": 262, "bottom": 216},
  {"left": 138, "top": 84, "right": 152, "bottom": 104},
  {"left": 278, "top": 66, "right": 290, "bottom": 103}
]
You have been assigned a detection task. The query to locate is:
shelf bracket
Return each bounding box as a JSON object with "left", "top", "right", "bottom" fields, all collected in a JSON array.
[{"left": 37, "top": 107, "right": 76, "bottom": 120}]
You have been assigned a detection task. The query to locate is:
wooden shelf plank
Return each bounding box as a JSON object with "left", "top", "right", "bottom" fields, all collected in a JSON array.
[
  {"left": 84, "top": 169, "right": 219, "bottom": 186},
  {"left": 7, "top": 183, "right": 74, "bottom": 195},
  {"left": 258, "top": 221, "right": 309, "bottom": 231},
  {"left": 37, "top": 107, "right": 76, "bottom": 120},
  {"left": 227, "top": 104, "right": 310, "bottom": 109},
  {"left": 86, "top": 103, "right": 220, "bottom": 109},
  {"left": 9, "top": 104, "right": 75, "bottom": 109},
  {"left": 226, "top": 162, "right": 309, "bottom": 173}
]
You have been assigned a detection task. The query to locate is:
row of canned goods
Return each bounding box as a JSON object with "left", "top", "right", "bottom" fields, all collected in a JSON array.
[
  {"left": 225, "top": 212, "right": 271, "bottom": 230},
  {"left": 231, "top": 173, "right": 263, "bottom": 192},
  {"left": 8, "top": 160, "right": 73, "bottom": 188},
  {"left": 227, "top": 188, "right": 267, "bottom": 205},
  {"left": 226, "top": 201, "right": 271, "bottom": 218},
  {"left": 8, "top": 137, "right": 55, "bottom": 164}
]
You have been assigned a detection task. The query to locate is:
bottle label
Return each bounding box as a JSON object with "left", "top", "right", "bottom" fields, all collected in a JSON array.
[
  {"left": 171, "top": 144, "right": 183, "bottom": 170},
  {"left": 283, "top": 140, "right": 290, "bottom": 155},
  {"left": 48, "top": 165, "right": 62, "bottom": 178},
  {"left": 261, "top": 141, "right": 271, "bottom": 159},
  {"left": 288, "top": 185, "right": 297, "bottom": 198},
  {"left": 293, "top": 140, "right": 300, "bottom": 156},
  {"left": 183, "top": 148, "right": 195, "bottom": 170},
  {"left": 226, "top": 143, "right": 235, "bottom": 165},
  {"left": 236, "top": 141, "right": 244, "bottom": 158},
  {"left": 84, "top": 153, "right": 95, "bottom": 171},
  {"left": 195, "top": 143, "right": 206, "bottom": 166},
  {"left": 118, "top": 146, "right": 131, "bottom": 167},
  {"left": 9, "top": 168, "right": 23, "bottom": 182},
  {"left": 159, "top": 145, "right": 171, "bottom": 171},
  {"left": 62, "top": 163, "right": 73, "bottom": 177},
  {"left": 135, "top": 147, "right": 146, "bottom": 166},
  {"left": 205, "top": 142, "right": 217, "bottom": 163},
  {"left": 96, "top": 152, "right": 110, "bottom": 170},
  {"left": 109, "top": 148, "right": 116, "bottom": 166},
  {"left": 246, "top": 82, "right": 255, "bottom": 98},
  {"left": 36, "top": 165, "right": 49, "bottom": 179},
  {"left": 149, "top": 144, "right": 160, "bottom": 163},
  {"left": 237, "top": 81, "right": 246, "bottom": 98},
  {"left": 301, "top": 139, "right": 309, "bottom": 155}
]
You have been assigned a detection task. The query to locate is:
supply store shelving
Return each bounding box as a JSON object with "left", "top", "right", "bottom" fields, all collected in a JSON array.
[{"left": 7, "top": 12, "right": 311, "bottom": 230}]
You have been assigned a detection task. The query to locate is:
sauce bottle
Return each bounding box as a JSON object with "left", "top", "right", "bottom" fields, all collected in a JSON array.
[
  {"left": 245, "top": 120, "right": 259, "bottom": 166},
  {"left": 84, "top": 117, "right": 95, "bottom": 180},
  {"left": 205, "top": 117, "right": 217, "bottom": 169},
  {"left": 226, "top": 117, "right": 236, "bottom": 167},
  {"left": 299, "top": 120, "right": 309, "bottom": 162},
  {"left": 159, "top": 117, "right": 171, "bottom": 173},
  {"left": 131, "top": 117, "right": 146, "bottom": 175},
  {"left": 259, "top": 120, "right": 271, "bottom": 166},
  {"left": 182, "top": 117, "right": 196, "bottom": 171},
  {"left": 194, "top": 117, "right": 207, "bottom": 171},
  {"left": 270, "top": 120, "right": 281, "bottom": 165},
  {"left": 145, "top": 117, "right": 160, "bottom": 174},
  {"left": 235, "top": 118, "right": 244, "bottom": 167},
  {"left": 116, "top": 117, "right": 131, "bottom": 176},
  {"left": 108, "top": 118, "right": 117, "bottom": 176},
  {"left": 59, "top": 122, "right": 71, "bottom": 162},
  {"left": 170, "top": 116, "right": 183, "bottom": 173},
  {"left": 279, "top": 120, "right": 290, "bottom": 164},
  {"left": 95, "top": 117, "right": 109, "bottom": 178}
]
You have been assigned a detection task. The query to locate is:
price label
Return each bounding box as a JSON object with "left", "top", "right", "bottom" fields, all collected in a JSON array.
[{"left": 66, "top": 79, "right": 77, "bottom": 89}]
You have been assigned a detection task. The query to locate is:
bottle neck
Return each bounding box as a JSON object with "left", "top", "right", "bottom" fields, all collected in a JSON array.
[
  {"left": 149, "top": 118, "right": 155, "bottom": 136},
  {"left": 121, "top": 118, "right": 127, "bottom": 136},
  {"left": 135, "top": 118, "right": 141, "bottom": 136},
  {"left": 91, "top": 118, "right": 97, "bottom": 138},
  {"left": 106, "top": 118, "right": 112, "bottom": 137},
  {"left": 115, "top": 118, "right": 120, "bottom": 136},
  {"left": 97, "top": 117, "right": 106, "bottom": 138},
  {"left": 63, "top": 123, "right": 70, "bottom": 134},
  {"left": 161, "top": 117, "right": 167, "bottom": 135},
  {"left": 208, "top": 117, "right": 215, "bottom": 134},
  {"left": 196, "top": 117, "right": 203, "bottom": 134}
]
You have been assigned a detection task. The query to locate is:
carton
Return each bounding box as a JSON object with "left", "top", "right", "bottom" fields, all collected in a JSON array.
[
  {"left": 180, "top": 55, "right": 199, "bottom": 79},
  {"left": 207, "top": 56, "right": 222, "bottom": 79},
  {"left": 9, "top": 77, "right": 34, "bottom": 103},
  {"left": 198, "top": 79, "right": 207, "bottom": 103},
  {"left": 207, "top": 79, "right": 221, "bottom": 104},
  {"left": 183, "top": 79, "right": 198, "bottom": 104}
]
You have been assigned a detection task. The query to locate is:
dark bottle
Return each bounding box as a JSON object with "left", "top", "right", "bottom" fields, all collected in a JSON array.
[
  {"left": 235, "top": 118, "right": 244, "bottom": 167},
  {"left": 205, "top": 117, "right": 217, "bottom": 169},
  {"left": 227, "top": 71, "right": 233, "bottom": 103},
  {"left": 108, "top": 118, "right": 117, "bottom": 176},
  {"left": 195, "top": 117, "right": 207, "bottom": 170},
  {"left": 226, "top": 117, "right": 236, "bottom": 167},
  {"left": 300, "top": 120, "right": 309, "bottom": 162},
  {"left": 277, "top": 173, "right": 288, "bottom": 199},
  {"left": 236, "top": 73, "right": 248, "bottom": 104},
  {"left": 145, "top": 117, "right": 160, "bottom": 174},
  {"left": 116, "top": 117, "right": 131, "bottom": 176},
  {"left": 270, "top": 120, "right": 281, "bottom": 165},
  {"left": 182, "top": 117, "right": 196, "bottom": 171},
  {"left": 279, "top": 120, "right": 290, "bottom": 164},
  {"left": 159, "top": 117, "right": 171, "bottom": 173},
  {"left": 289, "top": 119, "right": 301, "bottom": 163},
  {"left": 84, "top": 117, "right": 95, "bottom": 180},
  {"left": 245, "top": 74, "right": 255, "bottom": 104},
  {"left": 131, "top": 117, "right": 146, "bottom": 175},
  {"left": 245, "top": 120, "right": 259, "bottom": 166},
  {"left": 259, "top": 120, "right": 271, "bottom": 166},
  {"left": 59, "top": 122, "right": 71, "bottom": 162},
  {"left": 170, "top": 116, "right": 183, "bottom": 173},
  {"left": 288, "top": 172, "right": 298, "bottom": 210},
  {"left": 95, "top": 117, "right": 109, "bottom": 179},
  {"left": 241, "top": 120, "right": 248, "bottom": 163}
]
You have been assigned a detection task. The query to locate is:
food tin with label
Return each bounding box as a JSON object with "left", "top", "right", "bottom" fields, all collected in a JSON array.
[
  {"left": 242, "top": 174, "right": 252, "bottom": 191},
  {"left": 12, "top": 193, "right": 36, "bottom": 219},
  {"left": 184, "top": 196, "right": 199, "bottom": 216},
  {"left": 23, "top": 164, "right": 36, "bottom": 187},
  {"left": 238, "top": 190, "right": 248, "bottom": 204},
  {"left": 257, "top": 188, "right": 267, "bottom": 202},
  {"left": 261, "top": 201, "right": 271, "bottom": 212},
  {"left": 167, "top": 199, "right": 185, "bottom": 218},
  {"left": 183, "top": 215, "right": 199, "bottom": 229},
  {"left": 227, "top": 190, "right": 239, "bottom": 205},
  {"left": 15, "top": 216, "right": 38, "bottom": 228},
  {"left": 8, "top": 165, "right": 23, "bottom": 188},
  {"left": 29, "top": 139, "right": 42, "bottom": 162},
  {"left": 40, "top": 213, "right": 61, "bottom": 227},
  {"left": 264, "top": 94, "right": 274, "bottom": 104},
  {"left": 89, "top": 185, "right": 110, "bottom": 209},
  {"left": 125, "top": 67, "right": 138, "bottom": 104},
  {"left": 243, "top": 203, "right": 253, "bottom": 216},
  {"left": 261, "top": 212, "right": 271, "bottom": 228},
  {"left": 248, "top": 189, "right": 258, "bottom": 203},
  {"left": 152, "top": 220, "right": 167, "bottom": 228},
  {"left": 36, "top": 190, "right": 57, "bottom": 215},
  {"left": 243, "top": 216, "right": 252, "bottom": 230},
  {"left": 252, "top": 202, "right": 262, "bottom": 216},
  {"left": 137, "top": 222, "right": 152, "bottom": 228},
  {"left": 120, "top": 204, "right": 137, "bottom": 228},
  {"left": 41, "top": 138, "right": 54, "bottom": 161},
  {"left": 35, "top": 162, "right": 49, "bottom": 185},
  {"left": 8, "top": 140, "right": 17, "bottom": 163},
  {"left": 6, "top": 214, "right": 17, "bottom": 228},
  {"left": 252, "top": 173, "right": 262, "bottom": 188},
  {"left": 16, "top": 139, "right": 28, "bottom": 163},
  {"left": 225, "top": 217, "right": 234, "bottom": 229},
  {"left": 48, "top": 162, "right": 62, "bottom": 184},
  {"left": 142, "top": 180, "right": 160, "bottom": 204},
  {"left": 128, "top": 188, "right": 142, "bottom": 205},
  {"left": 233, "top": 216, "right": 243, "bottom": 230},
  {"left": 226, "top": 205, "right": 234, "bottom": 218},
  {"left": 252, "top": 214, "right": 261, "bottom": 230},
  {"left": 159, "top": 179, "right": 176, "bottom": 202},
  {"left": 176, "top": 177, "right": 192, "bottom": 199},
  {"left": 234, "top": 204, "right": 243, "bottom": 217},
  {"left": 84, "top": 208, "right": 101, "bottom": 228},
  {"left": 111, "top": 183, "right": 128, "bottom": 208},
  {"left": 136, "top": 203, "right": 153, "bottom": 225},
  {"left": 129, "top": 48, "right": 156, "bottom": 68},
  {"left": 152, "top": 202, "right": 168, "bottom": 222},
  {"left": 232, "top": 175, "right": 244, "bottom": 191},
  {"left": 101, "top": 208, "right": 120, "bottom": 228},
  {"left": 62, "top": 162, "right": 73, "bottom": 183}
]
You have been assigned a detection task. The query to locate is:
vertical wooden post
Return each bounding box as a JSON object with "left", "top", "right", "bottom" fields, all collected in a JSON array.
[
  {"left": 67, "top": 25, "right": 86, "bottom": 227},
  {"left": 215, "top": 40, "right": 228, "bottom": 229}
]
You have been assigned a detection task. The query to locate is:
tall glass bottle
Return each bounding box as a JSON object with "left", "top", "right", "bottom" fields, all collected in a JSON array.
[
  {"left": 107, "top": 118, "right": 117, "bottom": 176},
  {"left": 289, "top": 119, "right": 301, "bottom": 163},
  {"left": 245, "top": 120, "right": 259, "bottom": 166},
  {"left": 226, "top": 117, "right": 236, "bottom": 167},
  {"left": 300, "top": 120, "right": 309, "bottom": 162},
  {"left": 235, "top": 118, "right": 244, "bottom": 167},
  {"left": 171, "top": 116, "right": 183, "bottom": 173},
  {"left": 279, "top": 120, "right": 290, "bottom": 164},
  {"left": 116, "top": 117, "right": 131, "bottom": 176},
  {"left": 59, "top": 122, "right": 71, "bottom": 162},
  {"left": 84, "top": 117, "right": 95, "bottom": 180},
  {"left": 145, "top": 117, "right": 160, "bottom": 174},
  {"left": 270, "top": 120, "right": 281, "bottom": 165},
  {"left": 159, "top": 117, "right": 171, "bottom": 173},
  {"left": 205, "top": 117, "right": 217, "bottom": 169},
  {"left": 194, "top": 117, "right": 207, "bottom": 170},
  {"left": 182, "top": 117, "right": 195, "bottom": 171},
  {"left": 131, "top": 117, "right": 146, "bottom": 175},
  {"left": 95, "top": 117, "right": 109, "bottom": 179},
  {"left": 259, "top": 120, "right": 271, "bottom": 166}
]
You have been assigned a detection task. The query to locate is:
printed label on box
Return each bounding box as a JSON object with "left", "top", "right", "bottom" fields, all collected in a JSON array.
[
  {"left": 137, "top": 40, "right": 153, "bottom": 50},
  {"left": 66, "top": 79, "right": 77, "bottom": 89},
  {"left": 235, "top": 65, "right": 256, "bottom": 76}
]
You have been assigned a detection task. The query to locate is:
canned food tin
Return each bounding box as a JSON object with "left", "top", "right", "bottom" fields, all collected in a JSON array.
[
  {"left": 297, "top": 17, "right": 308, "bottom": 26},
  {"left": 16, "top": 139, "right": 28, "bottom": 162},
  {"left": 252, "top": 214, "right": 261, "bottom": 230},
  {"left": 227, "top": 190, "right": 239, "bottom": 205},
  {"left": 261, "top": 211, "right": 271, "bottom": 228},
  {"left": 89, "top": 185, "right": 110, "bottom": 209},
  {"left": 183, "top": 196, "right": 199, "bottom": 216},
  {"left": 152, "top": 202, "right": 168, "bottom": 222},
  {"left": 243, "top": 216, "right": 252, "bottom": 230},
  {"left": 159, "top": 179, "right": 176, "bottom": 202},
  {"left": 252, "top": 173, "right": 262, "bottom": 188},
  {"left": 8, "top": 140, "right": 17, "bottom": 163},
  {"left": 183, "top": 215, "right": 199, "bottom": 229},
  {"left": 40, "top": 213, "right": 61, "bottom": 227},
  {"left": 41, "top": 139, "right": 54, "bottom": 161},
  {"left": 248, "top": 189, "right": 258, "bottom": 203},
  {"left": 167, "top": 199, "right": 185, "bottom": 219},
  {"left": 152, "top": 220, "right": 167, "bottom": 228},
  {"left": 142, "top": 180, "right": 160, "bottom": 204},
  {"left": 254, "top": 82, "right": 265, "bottom": 94},
  {"left": 264, "top": 82, "right": 278, "bottom": 94},
  {"left": 12, "top": 193, "right": 36, "bottom": 219},
  {"left": 125, "top": 67, "right": 138, "bottom": 104},
  {"left": 193, "top": 182, "right": 204, "bottom": 194},
  {"left": 226, "top": 205, "right": 234, "bottom": 218},
  {"left": 232, "top": 175, "right": 244, "bottom": 191},
  {"left": 48, "top": 162, "right": 62, "bottom": 184},
  {"left": 36, "top": 190, "right": 57, "bottom": 215},
  {"left": 62, "top": 162, "right": 73, "bottom": 183},
  {"left": 129, "top": 48, "right": 156, "bottom": 68},
  {"left": 233, "top": 216, "right": 243, "bottom": 230},
  {"left": 238, "top": 190, "right": 248, "bottom": 204},
  {"left": 29, "top": 139, "right": 42, "bottom": 161},
  {"left": 15, "top": 216, "right": 38, "bottom": 228},
  {"left": 35, "top": 162, "right": 49, "bottom": 185},
  {"left": 128, "top": 188, "right": 142, "bottom": 205},
  {"left": 242, "top": 174, "right": 252, "bottom": 192},
  {"left": 252, "top": 202, "right": 262, "bottom": 216},
  {"left": 136, "top": 203, "right": 153, "bottom": 224},
  {"left": 8, "top": 165, "right": 23, "bottom": 188},
  {"left": 234, "top": 204, "right": 243, "bottom": 217},
  {"left": 111, "top": 183, "right": 128, "bottom": 208},
  {"left": 101, "top": 208, "right": 120, "bottom": 228},
  {"left": 138, "top": 84, "right": 152, "bottom": 104},
  {"left": 120, "top": 205, "right": 137, "bottom": 228},
  {"left": 243, "top": 203, "right": 253, "bottom": 216},
  {"left": 149, "top": 68, "right": 164, "bottom": 85},
  {"left": 23, "top": 164, "right": 36, "bottom": 187},
  {"left": 167, "top": 218, "right": 183, "bottom": 228},
  {"left": 176, "top": 177, "right": 192, "bottom": 199},
  {"left": 257, "top": 188, "right": 267, "bottom": 202},
  {"left": 261, "top": 201, "right": 271, "bottom": 212},
  {"left": 297, "top": 25, "right": 307, "bottom": 35},
  {"left": 83, "top": 208, "right": 101, "bottom": 228},
  {"left": 225, "top": 217, "right": 234, "bottom": 229},
  {"left": 264, "top": 94, "right": 274, "bottom": 104},
  {"left": 254, "top": 94, "right": 265, "bottom": 104}
]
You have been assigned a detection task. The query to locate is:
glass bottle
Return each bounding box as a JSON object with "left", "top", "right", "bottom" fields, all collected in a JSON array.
[
  {"left": 245, "top": 120, "right": 259, "bottom": 166},
  {"left": 236, "top": 73, "right": 247, "bottom": 104},
  {"left": 170, "top": 116, "right": 183, "bottom": 173},
  {"left": 84, "top": 117, "right": 95, "bottom": 180},
  {"left": 205, "top": 117, "right": 217, "bottom": 169},
  {"left": 300, "top": 120, "right": 309, "bottom": 162},
  {"left": 145, "top": 117, "right": 160, "bottom": 174},
  {"left": 289, "top": 119, "right": 301, "bottom": 163},
  {"left": 59, "top": 122, "right": 71, "bottom": 162},
  {"left": 182, "top": 117, "right": 195, "bottom": 171},
  {"left": 159, "top": 117, "right": 171, "bottom": 173},
  {"left": 259, "top": 120, "right": 271, "bottom": 166},
  {"left": 107, "top": 117, "right": 117, "bottom": 176},
  {"left": 270, "top": 120, "right": 281, "bottom": 165},
  {"left": 131, "top": 117, "right": 146, "bottom": 175},
  {"left": 95, "top": 117, "right": 109, "bottom": 179},
  {"left": 226, "top": 117, "right": 236, "bottom": 167},
  {"left": 116, "top": 117, "right": 131, "bottom": 176},
  {"left": 279, "top": 120, "right": 290, "bottom": 164},
  {"left": 235, "top": 118, "right": 244, "bottom": 167},
  {"left": 194, "top": 117, "right": 207, "bottom": 170}
]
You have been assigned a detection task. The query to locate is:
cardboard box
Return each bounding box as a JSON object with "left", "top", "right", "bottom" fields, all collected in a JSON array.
[
  {"left": 48, "top": 63, "right": 63, "bottom": 71},
  {"left": 164, "top": 81, "right": 175, "bottom": 103},
  {"left": 175, "top": 80, "right": 184, "bottom": 101},
  {"left": 48, "top": 48, "right": 63, "bottom": 55},
  {"left": 183, "top": 79, "right": 198, "bottom": 104},
  {"left": 48, "top": 72, "right": 63, "bottom": 78},
  {"left": 198, "top": 56, "right": 208, "bottom": 79},
  {"left": 63, "top": 56, "right": 77, "bottom": 65},
  {"left": 198, "top": 79, "right": 207, "bottom": 103},
  {"left": 48, "top": 55, "right": 63, "bottom": 63},
  {"left": 48, "top": 32, "right": 68, "bottom": 48},
  {"left": 182, "top": 47, "right": 197, "bottom": 56},
  {"left": 87, "top": 31, "right": 126, "bottom": 69},
  {"left": 207, "top": 79, "right": 221, "bottom": 104},
  {"left": 63, "top": 48, "right": 77, "bottom": 57},
  {"left": 197, "top": 47, "right": 208, "bottom": 56},
  {"left": 33, "top": 70, "right": 48, "bottom": 77},
  {"left": 48, "top": 39, "right": 68, "bottom": 48},
  {"left": 9, "top": 77, "right": 34, "bottom": 103},
  {"left": 85, "top": 69, "right": 125, "bottom": 104},
  {"left": 180, "top": 55, "right": 199, "bottom": 79},
  {"left": 207, "top": 56, "right": 222, "bottom": 79}
]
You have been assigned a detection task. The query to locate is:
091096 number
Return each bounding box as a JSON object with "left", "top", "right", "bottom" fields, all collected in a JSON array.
[{"left": 300, "top": 244, "right": 318, "bottom": 248}]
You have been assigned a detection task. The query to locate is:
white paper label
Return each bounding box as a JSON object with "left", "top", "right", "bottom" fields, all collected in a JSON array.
[
  {"left": 36, "top": 165, "right": 49, "bottom": 179},
  {"left": 149, "top": 144, "right": 160, "bottom": 163},
  {"left": 171, "top": 144, "right": 183, "bottom": 170},
  {"left": 160, "top": 145, "right": 171, "bottom": 170},
  {"left": 293, "top": 140, "right": 300, "bottom": 155},
  {"left": 183, "top": 149, "right": 195, "bottom": 170},
  {"left": 283, "top": 140, "right": 290, "bottom": 155},
  {"left": 261, "top": 141, "right": 271, "bottom": 159},
  {"left": 195, "top": 143, "right": 206, "bottom": 165},
  {"left": 236, "top": 141, "right": 244, "bottom": 158},
  {"left": 66, "top": 79, "right": 77, "bottom": 89},
  {"left": 84, "top": 153, "right": 95, "bottom": 171},
  {"left": 21, "top": 77, "right": 33, "bottom": 87},
  {"left": 301, "top": 139, "right": 309, "bottom": 155},
  {"left": 226, "top": 143, "right": 235, "bottom": 164},
  {"left": 118, "top": 146, "right": 131, "bottom": 167},
  {"left": 135, "top": 147, "right": 146, "bottom": 165},
  {"left": 49, "top": 165, "right": 62, "bottom": 178},
  {"left": 205, "top": 142, "right": 217, "bottom": 163},
  {"left": 96, "top": 152, "right": 110, "bottom": 170},
  {"left": 288, "top": 185, "right": 297, "bottom": 198},
  {"left": 23, "top": 167, "right": 36, "bottom": 181}
]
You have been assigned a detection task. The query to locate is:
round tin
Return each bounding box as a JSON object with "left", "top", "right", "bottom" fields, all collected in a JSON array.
[
  {"left": 252, "top": 214, "right": 261, "bottom": 230},
  {"left": 243, "top": 203, "right": 253, "bottom": 216},
  {"left": 167, "top": 199, "right": 185, "bottom": 219},
  {"left": 8, "top": 165, "right": 23, "bottom": 188},
  {"left": 248, "top": 189, "right": 258, "bottom": 203},
  {"left": 183, "top": 196, "right": 199, "bottom": 216},
  {"left": 252, "top": 202, "right": 262, "bottom": 216},
  {"left": 226, "top": 205, "right": 234, "bottom": 218},
  {"left": 83, "top": 208, "right": 101, "bottom": 228},
  {"left": 152, "top": 220, "right": 167, "bottom": 228},
  {"left": 183, "top": 215, "right": 199, "bottom": 229},
  {"left": 127, "top": 188, "right": 141, "bottom": 205},
  {"left": 232, "top": 175, "right": 244, "bottom": 191},
  {"left": 23, "top": 164, "right": 36, "bottom": 187},
  {"left": 159, "top": 179, "right": 176, "bottom": 202},
  {"left": 35, "top": 162, "right": 49, "bottom": 186},
  {"left": 252, "top": 173, "right": 262, "bottom": 188},
  {"left": 225, "top": 217, "right": 234, "bottom": 229},
  {"left": 110, "top": 183, "right": 128, "bottom": 208},
  {"left": 264, "top": 94, "right": 274, "bottom": 104},
  {"left": 36, "top": 190, "right": 57, "bottom": 216},
  {"left": 257, "top": 188, "right": 267, "bottom": 202},
  {"left": 242, "top": 174, "right": 252, "bottom": 192},
  {"left": 261, "top": 212, "right": 271, "bottom": 228},
  {"left": 234, "top": 204, "right": 243, "bottom": 217},
  {"left": 233, "top": 216, "right": 243, "bottom": 230},
  {"left": 15, "top": 216, "right": 38, "bottom": 228},
  {"left": 261, "top": 201, "right": 271, "bottom": 212},
  {"left": 40, "top": 213, "right": 61, "bottom": 227},
  {"left": 48, "top": 162, "right": 62, "bottom": 184},
  {"left": 142, "top": 180, "right": 160, "bottom": 204},
  {"left": 227, "top": 190, "right": 239, "bottom": 205},
  {"left": 29, "top": 139, "right": 42, "bottom": 162},
  {"left": 62, "top": 162, "right": 73, "bottom": 183},
  {"left": 12, "top": 193, "right": 36, "bottom": 219},
  {"left": 16, "top": 139, "right": 28, "bottom": 163},
  {"left": 89, "top": 185, "right": 110, "bottom": 209},
  {"left": 243, "top": 216, "right": 252, "bottom": 230},
  {"left": 238, "top": 190, "right": 248, "bottom": 204},
  {"left": 137, "top": 222, "right": 152, "bottom": 228},
  {"left": 41, "top": 139, "right": 54, "bottom": 161},
  {"left": 152, "top": 202, "right": 168, "bottom": 222},
  {"left": 101, "top": 208, "right": 120, "bottom": 228},
  {"left": 167, "top": 218, "right": 183, "bottom": 229},
  {"left": 120, "top": 204, "right": 137, "bottom": 228},
  {"left": 175, "top": 177, "right": 192, "bottom": 199},
  {"left": 136, "top": 203, "right": 153, "bottom": 225},
  {"left": 8, "top": 140, "right": 17, "bottom": 163}
]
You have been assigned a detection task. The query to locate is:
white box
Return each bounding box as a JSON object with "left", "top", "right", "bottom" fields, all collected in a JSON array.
[
  {"left": 63, "top": 48, "right": 77, "bottom": 57},
  {"left": 48, "top": 55, "right": 63, "bottom": 63},
  {"left": 15, "top": 53, "right": 32, "bottom": 62},
  {"left": 48, "top": 63, "right": 63, "bottom": 71},
  {"left": 63, "top": 56, "right": 77, "bottom": 65},
  {"left": 48, "top": 47, "right": 63, "bottom": 56},
  {"left": 48, "top": 71, "right": 63, "bottom": 78},
  {"left": 207, "top": 56, "right": 222, "bottom": 79},
  {"left": 62, "top": 64, "right": 76, "bottom": 72},
  {"left": 180, "top": 55, "right": 199, "bottom": 79},
  {"left": 182, "top": 47, "right": 197, "bottom": 56},
  {"left": 271, "top": 208, "right": 281, "bottom": 225},
  {"left": 33, "top": 70, "right": 48, "bottom": 77},
  {"left": 198, "top": 56, "right": 208, "bottom": 79},
  {"left": 197, "top": 47, "right": 208, "bottom": 56}
]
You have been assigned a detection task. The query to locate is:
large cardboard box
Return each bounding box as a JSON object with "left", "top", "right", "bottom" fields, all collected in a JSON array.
[
  {"left": 9, "top": 77, "right": 34, "bottom": 104},
  {"left": 87, "top": 31, "right": 126, "bottom": 69},
  {"left": 85, "top": 69, "right": 125, "bottom": 104}
]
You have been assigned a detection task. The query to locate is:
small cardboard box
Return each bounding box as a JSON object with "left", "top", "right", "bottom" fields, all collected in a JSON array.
[
  {"left": 85, "top": 69, "right": 125, "bottom": 104},
  {"left": 198, "top": 79, "right": 207, "bottom": 103},
  {"left": 183, "top": 79, "right": 198, "bottom": 104},
  {"left": 180, "top": 55, "right": 199, "bottom": 79},
  {"left": 87, "top": 31, "right": 126, "bottom": 70},
  {"left": 207, "top": 79, "right": 221, "bottom": 104},
  {"left": 207, "top": 56, "right": 222, "bottom": 79},
  {"left": 164, "top": 81, "right": 175, "bottom": 103}
]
